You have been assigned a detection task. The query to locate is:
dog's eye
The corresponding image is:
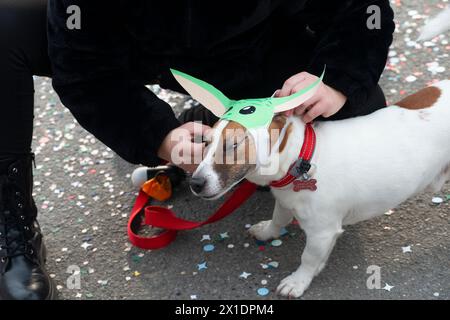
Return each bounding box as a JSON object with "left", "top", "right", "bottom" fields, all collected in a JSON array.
[{"left": 239, "top": 106, "right": 256, "bottom": 115}]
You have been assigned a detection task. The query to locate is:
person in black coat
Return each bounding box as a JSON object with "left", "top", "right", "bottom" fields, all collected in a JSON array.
[{"left": 0, "top": 0, "right": 395, "bottom": 299}]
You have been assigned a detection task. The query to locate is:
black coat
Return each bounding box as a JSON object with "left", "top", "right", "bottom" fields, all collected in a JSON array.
[{"left": 48, "top": 0, "right": 395, "bottom": 166}]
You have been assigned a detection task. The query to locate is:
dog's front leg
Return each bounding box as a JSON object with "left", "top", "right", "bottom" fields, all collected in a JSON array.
[
  {"left": 277, "top": 224, "right": 343, "bottom": 298},
  {"left": 248, "top": 200, "right": 293, "bottom": 241}
]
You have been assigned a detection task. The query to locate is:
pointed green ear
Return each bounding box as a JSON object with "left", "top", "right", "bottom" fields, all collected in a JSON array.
[
  {"left": 170, "top": 69, "right": 231, "bottom": 117},
  {"left": 272, "top": 67, "right": 326, "bottom": 113}
]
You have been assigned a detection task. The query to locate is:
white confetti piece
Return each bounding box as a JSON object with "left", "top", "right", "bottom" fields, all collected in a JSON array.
[
  {"left": 383, "top": 283, "right": 394, "bottom": 292},
  {"left": 432, "top": 197, "right": 443, "bottom": 204},
  {"left": 402, "top": 245, "right": 412, "bottom": 253}
]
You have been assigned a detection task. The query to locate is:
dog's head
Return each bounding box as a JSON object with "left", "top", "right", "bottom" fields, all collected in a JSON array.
[
  {"left": 190, "top": 116, "right": 292, "bottom": 199},
  {"left": 170, "top": 68, "right": 323, "bottom": 199}
]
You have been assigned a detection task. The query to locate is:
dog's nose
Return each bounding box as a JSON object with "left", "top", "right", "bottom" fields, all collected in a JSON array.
[{"left": 190, "top": 176, "right": 206, "bottom": 194}]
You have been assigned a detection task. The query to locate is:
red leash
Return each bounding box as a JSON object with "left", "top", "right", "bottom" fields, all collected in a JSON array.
[{"left": 128, "top": 180, "right": 257, "bottom": 249}]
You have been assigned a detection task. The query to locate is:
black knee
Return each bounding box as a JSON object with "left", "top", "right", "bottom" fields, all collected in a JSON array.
[{"left": 0, "top": 0, "right": 50, "bottom": 76}]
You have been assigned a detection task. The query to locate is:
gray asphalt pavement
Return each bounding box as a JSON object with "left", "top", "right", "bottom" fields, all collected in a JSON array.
[{"left": 33, "top": 0, "right": 449, "bottom": 300}]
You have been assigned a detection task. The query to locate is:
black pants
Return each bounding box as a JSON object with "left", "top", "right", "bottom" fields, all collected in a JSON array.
[{"left": 0, "top": 0, "right": 387, "bottom": 156}]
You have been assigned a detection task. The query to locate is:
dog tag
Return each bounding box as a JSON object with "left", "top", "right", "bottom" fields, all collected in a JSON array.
[{"left": 293, "top": 179, "right": 317, "bottom": 192}]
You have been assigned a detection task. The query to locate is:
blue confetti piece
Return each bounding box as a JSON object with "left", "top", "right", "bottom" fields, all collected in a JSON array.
[
  {"left": 257, "top": 288, "right": 269, "bottom": 296},
  {"left": 255, "top": 240, "right": 266, "bottom": 246},
  {"left": 203, "top": 244, "right": 215, "bottom": 252},
  {"left": 280, "top": 227, "right": 289, "bottom": 236},
  {"left": 271, "top": 239, "right": 282, "bottom": 247},
  {"left": 197, "top": 262, "right": 207, "bottom": 271}
]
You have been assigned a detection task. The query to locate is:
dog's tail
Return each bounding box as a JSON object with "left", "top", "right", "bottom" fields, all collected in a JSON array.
[{"left": 418, "top": 6, "right": 450, "bottom": 41}]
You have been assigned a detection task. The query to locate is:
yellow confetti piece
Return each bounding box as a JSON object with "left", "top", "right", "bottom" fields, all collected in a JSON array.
[{"left": 133, "top": 271, "right": 141, "bottom": 277}]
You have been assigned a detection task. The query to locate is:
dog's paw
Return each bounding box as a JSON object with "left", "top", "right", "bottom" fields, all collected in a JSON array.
[
  {"left": 248, "top": 220, "right": 280, "bottom": 241},
  {"left": 276, "top": 274, "right": 312, "bottom": 298}
]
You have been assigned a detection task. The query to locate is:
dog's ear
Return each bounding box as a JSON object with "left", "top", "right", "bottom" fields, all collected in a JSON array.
[
  {"left": 171, "top": 69, "right": 231, "bottom": 117},
  {"left": 272, "top": 68, "right": 325, "bottom": 114}
]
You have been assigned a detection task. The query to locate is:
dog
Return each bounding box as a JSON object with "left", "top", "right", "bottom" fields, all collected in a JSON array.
[
  {"left": 170, "top": 10, "right": 450, "bottom": 298},
  {"left": 189, "top": 79, "right": 450, "bottom": 298}
]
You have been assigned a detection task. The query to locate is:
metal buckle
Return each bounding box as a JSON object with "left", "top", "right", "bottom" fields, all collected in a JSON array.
[{"left": 288, "top": 158, "right": 312, "bottom": 180}]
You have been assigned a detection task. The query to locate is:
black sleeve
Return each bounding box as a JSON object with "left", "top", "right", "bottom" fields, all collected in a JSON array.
[
  {"left": 303, "top": 0, "right": 395, "bottom": 112},
  {"left": 47, "top": 0, "right": 180, "bottom": 166}
]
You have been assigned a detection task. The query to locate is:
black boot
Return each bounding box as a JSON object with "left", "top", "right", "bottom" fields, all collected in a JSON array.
[{"left": 0, "top": 153, "right": 56, "bottom": 300}]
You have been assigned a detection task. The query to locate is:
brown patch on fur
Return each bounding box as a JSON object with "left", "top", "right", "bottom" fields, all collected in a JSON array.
[
  {"left": 212, "top": 121, "right": 256, "bottom": 186},
  {"left": 395, "top": 86, "right": 441, "bottom": 110},
  {"left": 268, "top": 116, "right": 292, "bottom": 154}
]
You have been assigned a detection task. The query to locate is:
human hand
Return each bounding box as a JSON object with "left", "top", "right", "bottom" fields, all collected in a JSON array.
[
  {"left": 157, "top": 122, "right": 211, "bottom": 173},
  {"left": 276, "top": 72, "right": 347, "bottom": 123}
]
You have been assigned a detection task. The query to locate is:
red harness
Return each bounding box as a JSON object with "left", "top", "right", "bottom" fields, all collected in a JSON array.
[{"left": 128, "top": 123, "right": 317, "bottom": 249}]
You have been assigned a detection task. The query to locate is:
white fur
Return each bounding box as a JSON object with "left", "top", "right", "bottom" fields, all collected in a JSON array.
[
  {"left": 418, "top": 6, "right": 450, "bottom": 41},
  {"left": 245, "top": 80, "right": 450, "bottom": 297}
]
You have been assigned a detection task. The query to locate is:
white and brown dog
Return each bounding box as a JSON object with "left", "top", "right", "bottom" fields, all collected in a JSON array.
[
  {"left": 172, "top": 10, "right": 450, "bottom": 298},
  {"left": 190, "top": 80, "right": 449, "bottom": 298}
]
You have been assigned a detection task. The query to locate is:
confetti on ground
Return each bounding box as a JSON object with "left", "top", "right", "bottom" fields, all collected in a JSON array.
[
  {"left": 257, "top": 288, "right": 269, "bottom": 296},
  {"left": 203, "top": 244, "right": 215, "bottom": 252},
  {"left": 245, "top": 224, "right": 252, "bottom": 229},
  {"left": 384, "top": 209, "right": 394, "bottom": 216},
  {"left": 433, "top": 292, "right": 440, "bottom": 297},
  {"left": 271, "top": 239, "right": 282, "bottom": 247},
  {"left": 81, "top": 242, "right": 92, "bottom": 250},
  {"left": 190, "top": 295, "right": 197, "bottom": 300},
  {"left": 383, "top": 284, "right": 394, "bottom": 292},
  {"left": 227, "top": 244, "right": 234, "bottom": 249},
  {"left": 201, "top": 235, "right": 211, "bottom": 241},
  {"left": 431, "top": 197, "right": 443, "bottom": 204},
  {"left": 261, "top": 279, "right": 268, "bottom": 285},
  {"left": 268, "top": 261, "right": 279, "bottom": 269},
  {"left": 220, "top": 232, "right": 229, "bottom": 239},
  {"left": 402, "top": 245, "right": 412, "bottom": 253},
  {"left": 197, "top": 262, "right": 207, "bottom": 271},
  {"left": 239, "top": 272, "right": 251, "bottom": 279},
  {"left": 405, "top": 75, "right": 417, "bottom": 82}
]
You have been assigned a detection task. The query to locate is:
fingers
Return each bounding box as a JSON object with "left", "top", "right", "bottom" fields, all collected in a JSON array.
[
  {"left": 279, "top": 73, "right": 321, "bottom": 117},
  {"left": 302, "top": 102, "right": 326, "bottom": 123},
  {"left": 279, "top": 72, "right": 308, "bottom": 97}
]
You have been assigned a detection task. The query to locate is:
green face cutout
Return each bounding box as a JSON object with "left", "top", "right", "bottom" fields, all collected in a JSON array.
[
  {"left": 171, "top": 68, "right": 325, "bottom": 129},
  {"left": 221, "top": 99, "right": 275, "bottom": 128}
]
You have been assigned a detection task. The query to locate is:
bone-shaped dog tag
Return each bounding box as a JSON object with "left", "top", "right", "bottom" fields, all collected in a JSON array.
[{"left": 293, "top": 179, "right": 317, "bottom": 192}]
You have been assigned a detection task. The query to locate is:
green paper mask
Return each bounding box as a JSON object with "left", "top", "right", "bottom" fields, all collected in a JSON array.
[{"left": 171, "top": 68, "right": 325, "bottom": 129}]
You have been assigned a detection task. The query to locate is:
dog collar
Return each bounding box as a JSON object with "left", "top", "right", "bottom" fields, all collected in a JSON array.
[{"left": 269, "top": 123, "right": 317, "bottom": 190}]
